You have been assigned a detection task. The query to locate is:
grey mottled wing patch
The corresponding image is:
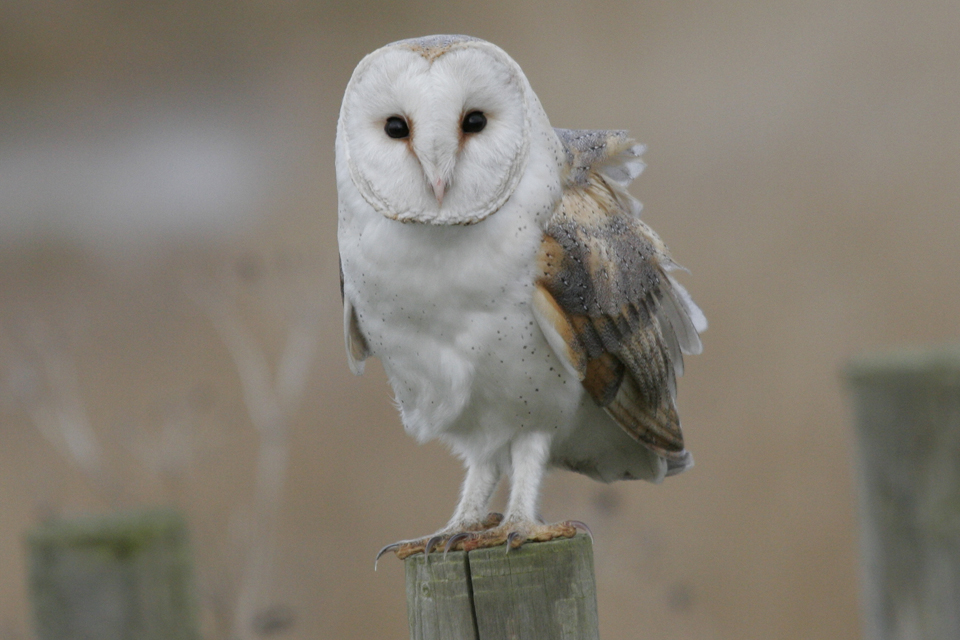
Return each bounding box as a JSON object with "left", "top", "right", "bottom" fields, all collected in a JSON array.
[{"left": 554, "top": 128, "right": 646, "bottom": 192}]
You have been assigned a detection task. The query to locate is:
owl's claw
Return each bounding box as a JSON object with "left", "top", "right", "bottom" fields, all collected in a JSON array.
[
  {"left": 374, "top": 542, "right": 402, "bottom": 571},
  {"left": 505, "top": 531, "right": 524, "bottom": 553},
  {"left": 424, "top": 535, "right": 444, "bottom": 556},
  {"left": 565, "top": 520, "right": 593, "bottom": 542},
  {"left": 443, "top": 532, "right": 473, "bottom": 559}
]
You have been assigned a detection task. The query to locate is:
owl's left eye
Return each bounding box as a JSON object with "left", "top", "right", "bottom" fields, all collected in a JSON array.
[
  {"left": 384, "top": 116, "right": 410, "bottom": 139},
  {"left": 462, "top": 111, "right": 487, "bottom": 134}
]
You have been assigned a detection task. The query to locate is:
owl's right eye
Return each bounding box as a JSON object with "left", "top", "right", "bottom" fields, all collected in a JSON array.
[{"left": 384, "top": 116, "right": 410, "bottom": 139}]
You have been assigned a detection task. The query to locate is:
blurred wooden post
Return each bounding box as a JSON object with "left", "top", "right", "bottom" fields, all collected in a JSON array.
[
  {"left": 27, "top": 508, "right": 201, "bottom": 640},
  {"left": 405, "top": 534, "right": 599, "bottom": 640},
  {"left": 846, "top": 346, "right": 960, "bottom": 640}
]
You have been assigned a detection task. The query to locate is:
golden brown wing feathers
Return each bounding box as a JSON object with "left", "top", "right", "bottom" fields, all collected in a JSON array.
[{"left": 535, "top": 144, "right": 697, "bottom": 463}]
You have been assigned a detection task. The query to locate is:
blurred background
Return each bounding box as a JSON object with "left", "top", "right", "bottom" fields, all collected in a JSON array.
[{"left": 1, "top": 0, "right": 958, "bottom": 638}]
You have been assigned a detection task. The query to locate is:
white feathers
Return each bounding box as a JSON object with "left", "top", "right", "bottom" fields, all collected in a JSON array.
[
  {"left": 598, "top": 143, "right": 646, "bottom": 189},
  {"left": 664, "top": 274, "right": 708, "bottom": 355},
  {"left": 339, "top": 39, "right": 531, "bottom": 225}
]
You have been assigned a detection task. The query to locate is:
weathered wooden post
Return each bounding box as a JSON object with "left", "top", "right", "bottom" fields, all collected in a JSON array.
[
  {"left": 405, "top": 534, "right": 599, "bottom": 640},
  {"left": 27, "top": 508, "right": 201, "bottom": 640},
  {"left": 846, "top": 346, "right": 960, "bottom": 640}
]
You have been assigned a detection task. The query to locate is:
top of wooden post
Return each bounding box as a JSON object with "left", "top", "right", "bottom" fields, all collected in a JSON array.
[
  {"left": 405, "top": 534, "right": 599, "bottom": 640},
  {"left": 845, "top": 343, "right": 960, "bottom": 387}
]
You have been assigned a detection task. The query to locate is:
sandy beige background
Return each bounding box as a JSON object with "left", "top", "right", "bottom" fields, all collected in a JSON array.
[{"left": 2, "top": 0, "right": 959, "bottom": 638}]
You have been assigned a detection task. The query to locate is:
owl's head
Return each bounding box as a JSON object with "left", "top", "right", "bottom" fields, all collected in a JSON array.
[{"left": 338, "top": 35, "right": 539, "bottom": 225}]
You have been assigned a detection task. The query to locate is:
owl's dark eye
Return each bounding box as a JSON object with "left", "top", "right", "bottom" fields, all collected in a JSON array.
[
  {"left": 461, "top": 111, "right": 486, "bottom": 134},
  {"left": 384, "top": 116, "right": 410, "bottom": 139}
]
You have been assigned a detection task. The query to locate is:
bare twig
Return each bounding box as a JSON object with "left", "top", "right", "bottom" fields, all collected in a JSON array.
[{"left": 184, "top": 258, "right": 320, "bottom": 640}]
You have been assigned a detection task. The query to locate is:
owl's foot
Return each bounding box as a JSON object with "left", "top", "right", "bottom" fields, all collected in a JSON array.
[
  {"left": 375, "top": 512, "right": 504, "bottom": 567},
  {"left": 444, "top": 519, "right": 591, "bottom": 555}
]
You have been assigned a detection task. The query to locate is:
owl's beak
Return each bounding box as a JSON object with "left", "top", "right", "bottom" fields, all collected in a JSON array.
[
  {"left": 432, "top": 177, "right": 446, "bottom": 206},
  {"left": 416, "top": 137, "right": 454, "bottom": 207}
]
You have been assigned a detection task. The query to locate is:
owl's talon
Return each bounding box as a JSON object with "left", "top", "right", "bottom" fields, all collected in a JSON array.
[
  {"left": 565, "top": 520, "right": 593, "bottom": 542},
  {"left": 374, "top": 542, "right": 401, "bottom": 571},
  {"left": 443, "top": 532, "right": 472, "bottom": 558},
  {"left": 424, "top": 535, "right": 444, "bottom": 557},
  {"left": 505, "top": 531, "right": 524, "bottom": 553}
]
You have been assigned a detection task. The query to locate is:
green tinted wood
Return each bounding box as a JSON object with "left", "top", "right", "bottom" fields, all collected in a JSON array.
[
  {"left": 27, "top": 508, "right": 200, "bottom": 640},
  {"left": 405, "top": 535, "right": 598, "bottom": 640},
  {"left": 405, "top": 550, "right": 478, "bottom": 640},
  {"left": 847, "top": 346, "right": 960, "bottom": 640}
]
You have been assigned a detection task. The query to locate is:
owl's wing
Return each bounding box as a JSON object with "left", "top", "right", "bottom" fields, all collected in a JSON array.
[
  {"left": 340, "top": 256, "right": 370, "bottom": 376},
  {"left": 534, "top": 129, "right": 706, "bottom": 470}
]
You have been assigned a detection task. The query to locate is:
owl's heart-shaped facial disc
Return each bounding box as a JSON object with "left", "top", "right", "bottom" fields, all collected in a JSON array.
[{"left": 339, "top": 37, "right": 531, "bottom": 225}]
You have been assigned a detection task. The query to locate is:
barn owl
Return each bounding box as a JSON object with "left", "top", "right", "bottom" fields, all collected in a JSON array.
[{"left": 336, "top": 35, "right": 706, "bottom": 561}]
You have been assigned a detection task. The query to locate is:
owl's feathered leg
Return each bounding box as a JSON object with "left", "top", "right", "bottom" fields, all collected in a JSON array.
[
  {"left": 448, "top": 456, "right": 502, "bottom": 527},
  {"left": 448, "top": 432, "right": 587, "bottom": 554},
  {"left": 377, "top": 457, "right": 503, "bottom": 564},
  {"left": 504, "top": 430, "right": 551, "bottom": 521}
]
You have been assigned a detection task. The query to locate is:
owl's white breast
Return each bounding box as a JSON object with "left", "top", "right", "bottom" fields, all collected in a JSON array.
[{"left": 337, "top": 125, "right": 585, "bottom": 454}]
